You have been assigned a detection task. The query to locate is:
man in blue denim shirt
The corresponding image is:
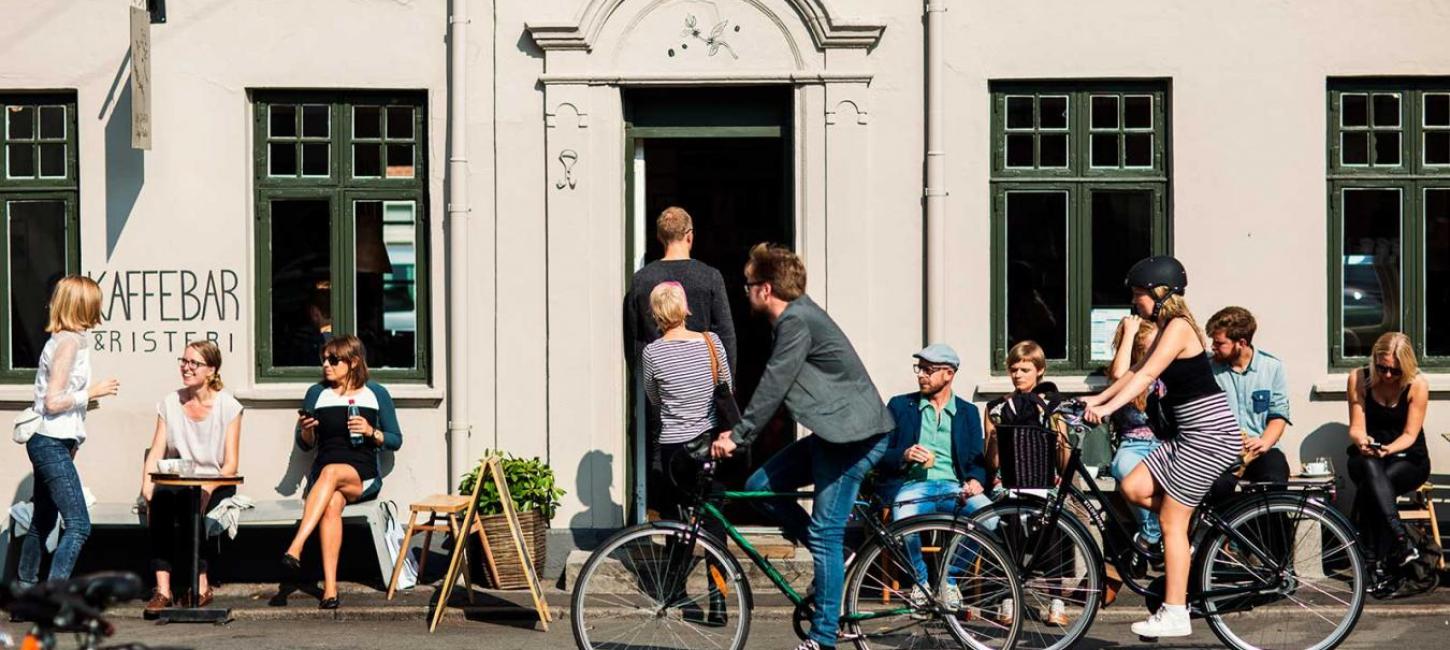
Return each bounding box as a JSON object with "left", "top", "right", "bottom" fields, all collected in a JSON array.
[{"left": 1206, "top": 307, "right": 1292, "bottom": 491}]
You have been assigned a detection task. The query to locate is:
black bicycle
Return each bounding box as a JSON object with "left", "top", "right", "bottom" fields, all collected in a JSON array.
[
  {"left": 973, "top": 399, "right": 1367, "bottom": 650},
  {"left": 1, "top": 572, "right": 187, "bottom": 650}
]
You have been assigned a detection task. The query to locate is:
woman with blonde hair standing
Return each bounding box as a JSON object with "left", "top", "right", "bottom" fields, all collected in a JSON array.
[
  {"left": 1346, "top": 331, "right": 1431, "bottom": 592},
  {"left": 16, "top": 276, "right": 121, "bottom": 589},
  {"left": 139, "top": 340, "right": 243, "bottom": 613},
  {"left": 1082, "top": 256, "right": 1241, "bottom": 638}
]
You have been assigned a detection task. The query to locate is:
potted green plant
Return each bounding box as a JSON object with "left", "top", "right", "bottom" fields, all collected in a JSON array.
[{"left": 459, "top": 452, "right": 565, "bottom": 589}]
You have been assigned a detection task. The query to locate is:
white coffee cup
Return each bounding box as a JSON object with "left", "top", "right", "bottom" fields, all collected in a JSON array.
[{"left": 1304, "top": 461, "right": 1329, "bottom": 475}]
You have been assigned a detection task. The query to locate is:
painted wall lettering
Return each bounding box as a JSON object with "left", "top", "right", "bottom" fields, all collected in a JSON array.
[{"left": 85, "top": 268, "right": 242, "bottom": 354}]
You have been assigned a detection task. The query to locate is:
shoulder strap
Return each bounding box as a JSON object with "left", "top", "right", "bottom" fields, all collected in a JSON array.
[{"left": 702, "top": 332, "right": 721, "bottom": 385}]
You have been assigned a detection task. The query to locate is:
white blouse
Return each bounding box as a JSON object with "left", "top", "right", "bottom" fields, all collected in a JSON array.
[
  {"left": 32, "top": 330, "right": 91, "bottom": 443},
  {"left": 159, "top": 390, "right": 243, "bottom": 476}
]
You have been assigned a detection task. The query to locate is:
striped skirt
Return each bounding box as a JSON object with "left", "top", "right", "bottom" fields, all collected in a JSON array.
[{"left": 1142, "top": 392, "right": 1242, "bottom": 508}]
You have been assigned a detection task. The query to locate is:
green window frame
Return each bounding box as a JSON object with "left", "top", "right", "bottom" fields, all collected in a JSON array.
[
  {"left": 1327, "top": 79, "right": 1450, "bottom": 369},
  {"left": 252, "top": 91, "right": 429, "bottom": 382},
  {"left": 0, "top": 93, "right": 80, "bottom": 382},
  {"left": 990, "top": 81, "right": 1172, "bottom": 372}
]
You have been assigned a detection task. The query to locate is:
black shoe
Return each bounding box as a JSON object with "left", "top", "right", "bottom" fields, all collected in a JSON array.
[
  {"left": 1133, "top": 533, "right": 1165, "bottom": 563},
  {"left": 1389, "top": 536, "right": 1420, "bottom": 568},
  {"left": 282, "top": 553, "right": 302, "bottom": 573},
  {"left": 318, "top": 596, "right": 340, "bottom": 610}
]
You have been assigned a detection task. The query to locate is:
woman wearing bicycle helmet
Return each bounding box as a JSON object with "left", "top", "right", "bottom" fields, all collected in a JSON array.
[{"left": 1082, "top": 256, "right": 1241, "bottom": 639}]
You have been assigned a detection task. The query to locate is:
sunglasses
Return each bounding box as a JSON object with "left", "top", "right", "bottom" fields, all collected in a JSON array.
[
  {"left": 322, "top": 354, "right": 344, "bottom": 366},
  {"left": 1374, "top": 363, "right": 1403, "bottom": 377}
]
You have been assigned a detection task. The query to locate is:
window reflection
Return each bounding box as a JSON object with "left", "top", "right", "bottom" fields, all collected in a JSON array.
[
  {"left": 1006, "top": 191, "right": 1068, "bottom": 359},
  {"left": 269, "top": 199, "right": 332, "bottom": 367},
  {"left": 1341, "top": 188, "right": 1400, "bottom": 357},
  {"left": 7, "top": 201, "right": 66, "bottom": 369},
  {"left": 354, "top": 200, "right": 417, "bottom": 369},
  {"left": 1426, "top": 189, "right": 1449, "bottom": 356}
]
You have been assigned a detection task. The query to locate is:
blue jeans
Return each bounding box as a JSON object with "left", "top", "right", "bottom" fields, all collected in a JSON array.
[
  {"left": 745, "top": 433, "right": 888, "bottom": 647},
  {"left": 1111, "top": 438, "right": 1162, "bottom": 542},
  {"left": 18, "top": 435, "right": 91, "bottom": 587},
  {"left": 891, "top": 479, "right": 996, "bottom": 585}
]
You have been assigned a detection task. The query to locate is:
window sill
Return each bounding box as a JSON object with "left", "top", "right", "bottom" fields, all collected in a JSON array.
[
  {"left": 0, "top": 384, "right": 34, "bottom": 407},
  {"left": 234, "top": 384, "right": 444, "bottom": 408},
  {"left": 974, "top": 374, "right": 1111, "bottom": 397},
  {"left": 1312, "top": 373, "right": 1450, "bottom": 397}
]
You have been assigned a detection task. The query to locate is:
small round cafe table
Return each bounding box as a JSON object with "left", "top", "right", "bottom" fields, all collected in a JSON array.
[{"left": 148, "top": 473, "right": 244, "bottom": 624}]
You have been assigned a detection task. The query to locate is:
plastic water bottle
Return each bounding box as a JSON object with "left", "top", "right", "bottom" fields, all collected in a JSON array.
[{"left": 348, "top": 399, "right": 363, "bottom": 448}]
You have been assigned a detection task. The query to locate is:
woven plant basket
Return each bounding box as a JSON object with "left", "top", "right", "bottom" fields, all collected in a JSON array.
[{"left": 475, "top": 510, "right": 549, "bottom": 590}]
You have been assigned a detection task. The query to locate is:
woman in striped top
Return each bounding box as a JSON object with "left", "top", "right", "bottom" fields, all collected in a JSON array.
[{"left": 1083, "top": 256, "right": 1241, "bottom": 639}]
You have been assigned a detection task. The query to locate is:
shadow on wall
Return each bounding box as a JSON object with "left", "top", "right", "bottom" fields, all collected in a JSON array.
[
  {"left": 274, "top": 442, "right": 313, "bottom": 497},
  {"left": 569, "top": 450, "right": 622, "bottom": 548},
  {"left": 1, "top": 473, "right": 36, "bottom": 582},
  {"left": 104, "top": 64, "right": 144, "bottom": 260}
]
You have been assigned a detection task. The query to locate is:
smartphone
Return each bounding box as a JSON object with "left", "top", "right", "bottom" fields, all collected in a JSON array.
[
  {"left": 297, "top": 408, "right": 315, "bottom": 419},
  {"left": 1367, "top": 440, "right": 1385, "bottom": 449}
]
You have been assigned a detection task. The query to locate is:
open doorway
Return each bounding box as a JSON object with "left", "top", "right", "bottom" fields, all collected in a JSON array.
[{"left": 625, "top": 86, "right": 795, "bottom": 525}]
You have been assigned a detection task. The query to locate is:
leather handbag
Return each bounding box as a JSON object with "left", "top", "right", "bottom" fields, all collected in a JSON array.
[{"left": 702, "top": 333, "right": 741, "bottom": 432}]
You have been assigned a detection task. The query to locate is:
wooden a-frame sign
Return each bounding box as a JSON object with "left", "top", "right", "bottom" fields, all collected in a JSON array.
[{"left": 430, "top": 455, "right": 552, "bottom": 632}]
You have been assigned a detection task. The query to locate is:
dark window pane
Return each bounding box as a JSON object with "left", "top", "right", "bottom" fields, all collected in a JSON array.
[
  {"left": 354, "top": 200, "right": 418, "bottom": 369},
  {"left": 1123, "top": 96, "right": 1152, "bottom": 129},
  {"left": 1091, "top": 133, "right": 1119, "bottom": 167},
  {"left": 354, "top": 144, "right": 381, "bottom": 177},
  {"left": 302, "top": 105, "right": 329, "bottom": 138},
  {"left": 1425, "top": 132, "right": 1450, "bottom": 166},
  {"left": 1341, "top": 188, "right": 1401, "bottom": 357},
  {"left": 354, "top": 106, "right": 381, "bottom": 139},
  {"left": 1091, "top": 95, "right": 1118, "bottom": 129},
  {"left": 7, "top": 144, "right": 35, "bottom": 178},
  {"left": 1091, "top": 190, "right": 1153, "bottom": 307},
  {"left": 38, "top": 143, "right": 64, "bottom": 177},
  {"left": 1005, "top": 134, "right": 1033, "bottom": 168},
  {"left": 1372, "top": 94, "right": 1400, "bottom": 127},
  {"left": 1005, "top": 96, "right": 1033, "bottom": 130},
  {"left": 1427, "top": 189, "right": 1450, "bottom": 356},
  {"left": 7, "top": 106, "right": 35, "bottom": 139},
  {"left": 1373, "top": 132, "right": 1400, "bottom": 166},
  {"left": 1039, "top": 133, "right": 1067, "bottom": 168},
  {"left": 1039, "top": 96, "right": 1067, "bottom": 129},
  {"left": 386, "top": 107, "right": 413, "bottom": 139},
  {"left": 1341, "top": 94, "right": 1368, "bottom": 127},
  {"left": 1427, "top": 94, "right": 1450, "bottom": 127},
  {"left": 269, "top": 199, "right": 332, "bottom": 367},
  {"left": 269, "top": 105, "right": 296, "bottom": 138},
  {"left": 38, "top": 106, "right": 65, "bottom": 139},
  {"left": 269, "top": 142, "right": 297, "bottom": 176},
  {"left": 301, "top": 142, "right": 328, "bottom": 176},
  {"left": 1006, "top": 191, "right": 1068, "bottom": 359},
  {"left": 1341, "top": 132, "right": 1369, "bottom": 165},
  {"left": 1124, "top": 133, "right": 1152, "bottom": 167},
  {"left": 385, "top": 144, "right": 414, "bottom": 178},
  {"left": 6, "top": 200, "right": 67, "bottom": 370}
]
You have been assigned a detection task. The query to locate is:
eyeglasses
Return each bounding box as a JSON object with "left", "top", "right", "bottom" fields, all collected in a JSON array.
[
  {"left": 1374, "top": 363, "right": 1403, "bottom": 377},
  {"left": 912, "top": 363, "right": 951, "bottom": 376},
  {"left": 322, "top": 354, "right": 344, "bottom": 366},
  {"left": 176, "top": 358, "right": 209, "bottom": 370},
  {"left": 743, "top": 281, "right": 764, "bottom": 295}
]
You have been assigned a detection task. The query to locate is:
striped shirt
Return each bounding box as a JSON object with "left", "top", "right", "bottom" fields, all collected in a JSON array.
[{"left": 642, "top": 333, "right": 734, "bottom": 444}]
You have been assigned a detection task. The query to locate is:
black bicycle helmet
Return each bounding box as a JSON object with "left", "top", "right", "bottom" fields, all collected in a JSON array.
[{"left": 1124, "top": 255, "right": 1187, "bottom": 319}]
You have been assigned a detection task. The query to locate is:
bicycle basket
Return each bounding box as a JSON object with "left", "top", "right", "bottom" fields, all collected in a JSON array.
[{"left": 996, "top": 424, "right": 1059, "bottom": 489}]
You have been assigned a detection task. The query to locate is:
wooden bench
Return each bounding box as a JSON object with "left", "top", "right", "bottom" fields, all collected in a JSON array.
[
  {"left": 2, "top": 498, "right": 394, "bottom": 585},
  {"left": 1397, "top": 483, "right": 1445, "bottom": 570}
]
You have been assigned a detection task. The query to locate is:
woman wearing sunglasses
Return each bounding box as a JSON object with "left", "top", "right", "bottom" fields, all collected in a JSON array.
[
  {"left": 1346, "top": 331, "right": 1431, "bottom": 591},
  {"left": 139, "top": 340, "right": 243, "bottom": 615},
  {"left": 283, "top": 335, "right": 403, "bottom": 609}
]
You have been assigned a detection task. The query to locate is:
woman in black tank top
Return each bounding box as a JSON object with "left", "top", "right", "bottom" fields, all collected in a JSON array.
[{"left": 1345, "top": 332, "right": 1431, "bottom": 578}]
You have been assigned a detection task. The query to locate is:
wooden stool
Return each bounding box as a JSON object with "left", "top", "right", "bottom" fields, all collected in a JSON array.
[
  {"left": 387, "top": 494, "right": 477, "bottom": 600},
  {"left": 1397, "top": 483, "right": 1444, "bottom": 570}
]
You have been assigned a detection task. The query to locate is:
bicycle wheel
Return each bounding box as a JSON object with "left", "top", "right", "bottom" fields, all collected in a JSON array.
[
  {"left": 571, "top": 523, "right": 751, "bottom": 650},
  {"left": 842, "top": 516, "right": 1023, "bottom": 650},
  {"left": 1198, "top": 498, "right": 1367, "bottom": 650},
  {"left": 970, "top": 500, "right": 1103, "bottom": 650}
]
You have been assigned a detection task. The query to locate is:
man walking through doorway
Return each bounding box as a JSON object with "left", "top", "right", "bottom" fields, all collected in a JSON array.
[{"left": 711, "top": 243, "right": 893, "bottom": 650}]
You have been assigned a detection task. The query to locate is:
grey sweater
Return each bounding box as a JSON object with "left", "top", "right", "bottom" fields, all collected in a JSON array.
[{"left": 624, "top": 259, "right": 737, "bottom": 373}]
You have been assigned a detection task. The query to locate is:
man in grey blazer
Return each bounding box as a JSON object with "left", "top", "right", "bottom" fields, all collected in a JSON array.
[{"left": 710, "top": 243, "right": 893, "bottom": 650}]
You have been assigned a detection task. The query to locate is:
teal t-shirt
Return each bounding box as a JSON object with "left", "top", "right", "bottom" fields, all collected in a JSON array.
[{"left": 909, "top": 396, "right": 958, "bottom": 483}]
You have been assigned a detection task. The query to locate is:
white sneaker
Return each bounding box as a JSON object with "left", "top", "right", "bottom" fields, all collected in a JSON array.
[
  {"left": 1044, "top": 598, "right": 1068, "bottom": 626},
  {"left": 908, "top": 585, "right": 929, "bottom": 610},
  {"left": 998, "top": 597, "right": 1015, "bottom": 625},
  {"left": 940, "top": 583, "right": 962, "bottom": 611},
  {"left": 1130, "top": 605, "right": 1191, "bottom": 638}
]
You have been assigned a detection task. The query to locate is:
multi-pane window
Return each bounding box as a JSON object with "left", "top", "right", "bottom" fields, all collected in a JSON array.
[
  {"left": 253, "top": 91, "right": 428, "bottom": 381},
  {"left": 1, "top": 94, "right": 79, "bottom": 381},
  {"left": 991, "top": 82, "right": 1170, "bottom": 371},
  {"left": 1329, "top": 80, "right": 1450, "bottom": 366}
]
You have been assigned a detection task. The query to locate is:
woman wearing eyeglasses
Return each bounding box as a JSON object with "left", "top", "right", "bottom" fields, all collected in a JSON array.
[
  {"left": 139, "top": 340, "right": 243, "bottom": 615},
  {"left": 1346, "top": 331, "right": 1431, "bottom": 592},
  {"left": 283, "top": 335, "right": 403, "bottom": 609}
]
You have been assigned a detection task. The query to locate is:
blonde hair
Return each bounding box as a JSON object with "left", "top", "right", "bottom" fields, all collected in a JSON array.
[
  {"left": 656, "top": 207, "right": 693, "bottom": 244},
  {"left": 46, "top": 275, "right": 103, "bottom": 333},
  {"left": 1368, "top": 331, "right": 1418, "bottom": 391},
  {"left": 1007, "top": 340, "right": 1047, "bottom": 372},
  {"left": 1152, "top": 288, "right": 1207, "bottom": 347},
  {"left": 186, "top": 340, "right": 225, "bottom": 390},
  {"left": 649, "top": 282, "right": 689, "bottom": 333},
  {"left": 1111, "top": 320, "right": 1158, "bottom": 411}
]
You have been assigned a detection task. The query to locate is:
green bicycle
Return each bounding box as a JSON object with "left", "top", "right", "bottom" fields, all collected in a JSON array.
[{"left": 570, "top": 457, "right": 1024, "bottom": 650}]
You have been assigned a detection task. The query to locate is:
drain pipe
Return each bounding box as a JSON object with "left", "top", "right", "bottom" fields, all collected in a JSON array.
[
  {"left": 446, "top": 0, "right": 472, "bottom": 491},
  {"left": 924, "top": 0, "right": 947, "bottom": 342}
]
